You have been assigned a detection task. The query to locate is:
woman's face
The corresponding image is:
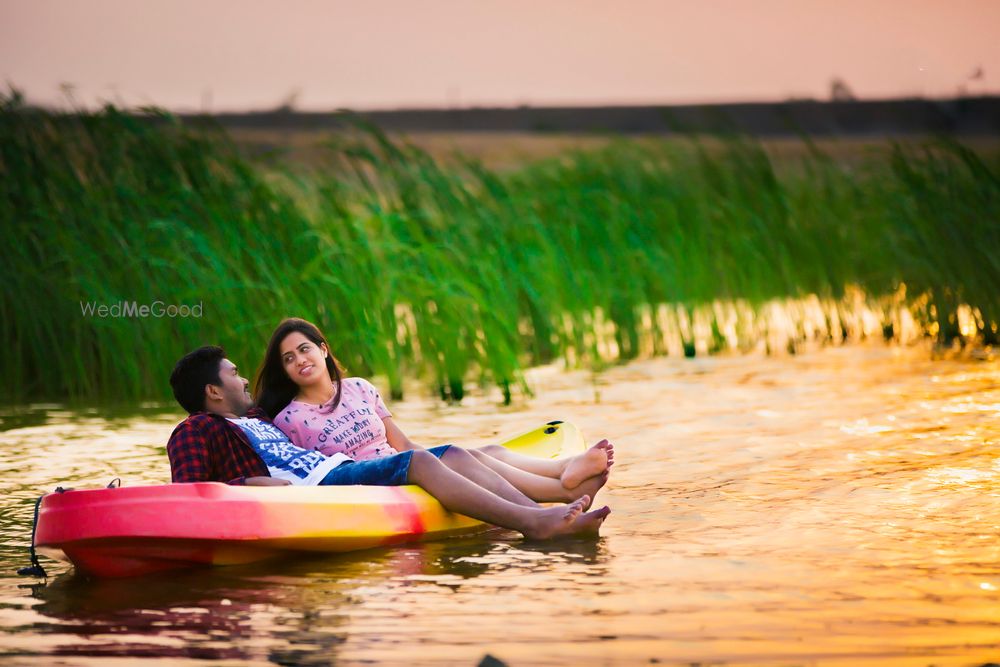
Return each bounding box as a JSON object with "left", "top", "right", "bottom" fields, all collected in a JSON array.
[{"left": 279, "top": 331, "right": 331, "bottom": 387}]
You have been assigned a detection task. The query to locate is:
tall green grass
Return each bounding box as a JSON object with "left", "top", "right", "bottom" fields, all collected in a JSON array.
[{"left": 2, "top": 93, "right": 998, "bottom": 405}]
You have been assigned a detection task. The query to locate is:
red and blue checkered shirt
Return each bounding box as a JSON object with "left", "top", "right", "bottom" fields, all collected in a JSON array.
[{"left": 167, "top": 407, "right": 271, "bottom": 485}]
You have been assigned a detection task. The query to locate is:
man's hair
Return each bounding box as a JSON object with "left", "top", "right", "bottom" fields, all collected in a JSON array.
[{"left": 170, "top": 346, "right": 226, "bottom": 414}]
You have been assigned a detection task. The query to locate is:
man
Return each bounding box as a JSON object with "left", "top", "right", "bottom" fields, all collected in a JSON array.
[{"left": 167, "top": 346, "right": 610, "bottom": 540}]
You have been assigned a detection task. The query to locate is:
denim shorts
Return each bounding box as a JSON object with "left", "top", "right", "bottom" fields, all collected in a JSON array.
[{"left": 318, "top": 445, "right": 452, "bottom": 486}]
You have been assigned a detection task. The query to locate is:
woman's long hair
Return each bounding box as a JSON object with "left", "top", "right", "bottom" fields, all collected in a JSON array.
[{"left": 254, "top": 318, "right": 346, "bottom": 418}]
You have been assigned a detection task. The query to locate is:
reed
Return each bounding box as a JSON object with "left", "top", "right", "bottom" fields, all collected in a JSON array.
[{"left": 2, "top": 93, "right": 998, "bottom": 405}]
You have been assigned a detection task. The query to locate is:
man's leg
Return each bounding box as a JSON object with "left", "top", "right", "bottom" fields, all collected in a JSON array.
[
  {"left": 436, "top": 446, "right": 536, "bottom": 508},
  {"left": 407, "top": 450, "right": 610, "bottom": 539}
]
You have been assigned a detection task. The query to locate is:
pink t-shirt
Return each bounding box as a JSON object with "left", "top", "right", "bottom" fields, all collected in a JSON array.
[{"left": 273, "top": 378, "right": 395, "bottom": 461}]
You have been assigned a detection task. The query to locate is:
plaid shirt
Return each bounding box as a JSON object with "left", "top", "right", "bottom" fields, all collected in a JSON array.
[{"left": 167, "top": 407, "right": 271, "bottom": 485}]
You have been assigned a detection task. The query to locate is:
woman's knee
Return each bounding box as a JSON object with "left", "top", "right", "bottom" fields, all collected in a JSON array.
[
  {"left": 476, "top": 444, "right": 504, "bottom": 456},
  {"left": 467, "top": 448, "right": 490, "bottom": 462}
]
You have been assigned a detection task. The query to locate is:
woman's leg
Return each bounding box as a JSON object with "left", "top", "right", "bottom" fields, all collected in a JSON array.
[
  {"left": 467, "top": 448, "right": 608, "bottom": 505},
  {"left": 406, "top": 450, "right": 610, "bottom": 539},
  {"left": 475, "top": 439, "right": 615, "bottom": 488},
  {"left": 473, "top": 444, "right": 565, "bottom": 477}
]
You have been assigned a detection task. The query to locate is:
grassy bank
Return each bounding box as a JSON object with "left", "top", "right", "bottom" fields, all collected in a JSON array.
[{"left": 2, "top": 95, "right": 998, "bottom": 405}]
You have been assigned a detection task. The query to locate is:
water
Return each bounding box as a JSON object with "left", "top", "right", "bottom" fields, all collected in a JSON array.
[{"left": 1, "top": 343, "right": 998, "bottom": 666}]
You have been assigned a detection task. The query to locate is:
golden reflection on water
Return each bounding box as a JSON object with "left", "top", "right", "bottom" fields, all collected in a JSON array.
[{"left": 1, "top": 342, "right": 999, "bottom": 665}]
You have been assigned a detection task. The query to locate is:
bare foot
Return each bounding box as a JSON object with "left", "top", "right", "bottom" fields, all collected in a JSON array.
[
  {"left": 566, "top": 505, "right": 611, "bottom": 536},
  {"left": 595, "top": 439, "right": 615, "bottom": 469},
  {"left": 561, "top": 440, "right": 613, "bottom": 489},
  {"left": 566, "top": 470, "right": 609, "bottom": 509},
  {"left": 524, "top": 496, "right": 589, "bottom": 539},
  {"left": 525, "top": 499, "right": 611, "bottom": 539}
]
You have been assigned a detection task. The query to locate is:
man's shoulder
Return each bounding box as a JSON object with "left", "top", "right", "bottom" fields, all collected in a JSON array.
[
  {"left": 170, "top": 412, "right": 220, "bottom": 433},
  {"left": 168, "top": 412, "right": 231, "bottom": 448},
  {"left": 245, "top": 406, "right": 272, "bottom": 422},
  {"left": 168, "top": 409, "right": 271, "bottom": 444},
  {"left": 171, "top": 408, "right": 269, "bottom": 429}
]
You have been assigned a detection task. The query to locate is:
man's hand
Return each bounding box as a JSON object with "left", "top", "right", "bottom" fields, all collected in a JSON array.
[{"left": 245, "top": 476, "right": 292, "bottom": 486}]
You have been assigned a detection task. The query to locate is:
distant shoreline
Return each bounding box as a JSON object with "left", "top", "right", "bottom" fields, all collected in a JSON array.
[{"left": 192, "top": 96, "right": 1000, "bottom": 137}]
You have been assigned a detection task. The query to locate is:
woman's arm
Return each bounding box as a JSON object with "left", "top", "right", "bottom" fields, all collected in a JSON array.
[{"left": 383, "top": 417, "right": 424, "bottom": 453}]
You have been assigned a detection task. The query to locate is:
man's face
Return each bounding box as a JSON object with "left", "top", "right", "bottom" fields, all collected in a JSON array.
[{"left": 208, "top": 358, "right": 254, "bottom": 416}]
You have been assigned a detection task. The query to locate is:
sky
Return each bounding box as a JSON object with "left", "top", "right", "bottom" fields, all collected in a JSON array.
[{"left": 2, "top": 0, "right": 999, "bottom": 112}]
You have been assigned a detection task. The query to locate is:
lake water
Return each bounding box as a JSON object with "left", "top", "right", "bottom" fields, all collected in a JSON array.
[{"left": 1, "top": 343, "right": 998, "bottom": 666}]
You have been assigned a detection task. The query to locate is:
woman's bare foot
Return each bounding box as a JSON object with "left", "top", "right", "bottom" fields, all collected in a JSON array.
[
  {"left": 524, "top": 496, "right": 611, "bottom": 539},
  {"left": 561, "top": 440, "right": 614, "bottom": 489},
  {"left": 599, "top": 440, "right": 615, "bottom": 468},
  {"left": 566, "top": 470, "right": 610, "bottom": 509}
]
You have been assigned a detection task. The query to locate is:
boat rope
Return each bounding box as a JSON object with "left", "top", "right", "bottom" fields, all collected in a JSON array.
[
  {"left": 16, "top": 486, "right": 72, "bottom": 578},
  {"left": 16, "top": 481, "right": 121, "bottom": 578},
  {"left": 16, "top": 494, "right": 50, "bottom": 578}
]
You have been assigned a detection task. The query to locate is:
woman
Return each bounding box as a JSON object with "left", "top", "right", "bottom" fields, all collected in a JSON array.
[{"left": 254, "top": 318, "right": 614, "bottom": 505}]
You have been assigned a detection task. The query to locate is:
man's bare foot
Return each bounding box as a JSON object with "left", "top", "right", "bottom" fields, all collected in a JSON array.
[
  {"left": 524, "top": 496, "right": 588, "bottom": 539},
  {"left": 524, "top": 498, "right": 611, "bottom": 539},
  {"left": 566, "top": 505, "right": 611, "bottom": 535},
  {"left": 566, "top": 470, "right": 609, "bottom": 509},
  {"left": 561, "top": 440, "right": 614, "bottom": 489}
]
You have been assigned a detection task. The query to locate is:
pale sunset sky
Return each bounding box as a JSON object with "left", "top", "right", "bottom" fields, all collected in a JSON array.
[{"left": 2, "top": 0, "right": 998, "bottom": 111}]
